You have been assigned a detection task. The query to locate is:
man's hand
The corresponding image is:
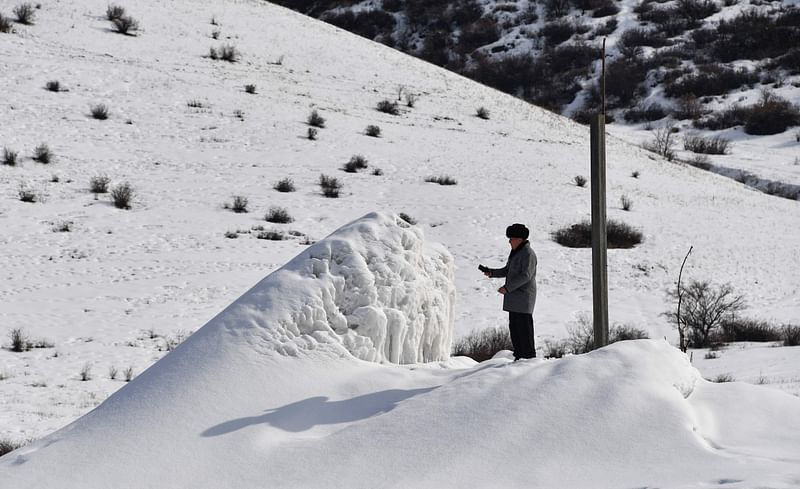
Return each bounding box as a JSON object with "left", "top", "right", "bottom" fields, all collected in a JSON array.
[
  {"left": 478, "top": 264, "right": 491, "bottom": 277},
  {"left": 498, "top": 286, "right": 507, "bottom": 295}
]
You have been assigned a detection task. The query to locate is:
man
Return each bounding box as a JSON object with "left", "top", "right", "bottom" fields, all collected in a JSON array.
[{"left": 479, "top": 223, "right": 538, "bottom": 360}]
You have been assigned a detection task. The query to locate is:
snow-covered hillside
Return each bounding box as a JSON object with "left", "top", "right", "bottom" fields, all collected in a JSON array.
[{"left": 1, "top": 0, "right": 800, "bottom": 483}]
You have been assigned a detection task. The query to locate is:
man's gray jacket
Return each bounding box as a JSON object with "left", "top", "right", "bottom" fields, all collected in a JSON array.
[{"left": 487, "top": 241, "right": 537, "bottom": 314}]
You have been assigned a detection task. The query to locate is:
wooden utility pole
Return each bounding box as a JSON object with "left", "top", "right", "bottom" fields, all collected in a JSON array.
[{"left": 591, "top": 39, "right": 609, "bottom": 350}]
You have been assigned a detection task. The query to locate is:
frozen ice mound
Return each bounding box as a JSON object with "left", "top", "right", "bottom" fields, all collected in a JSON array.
[{"left": 198, "top": 212, "right": 456, "bottom": 363}]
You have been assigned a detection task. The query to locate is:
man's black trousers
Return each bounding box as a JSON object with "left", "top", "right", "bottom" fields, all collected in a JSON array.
[{"left": 508, "top": 312, "right": 536, "bottom": 359}]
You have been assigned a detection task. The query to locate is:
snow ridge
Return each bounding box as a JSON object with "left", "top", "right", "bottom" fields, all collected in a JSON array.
[{"left": 194, "top": 212, "right": 455, "bottom": 364}]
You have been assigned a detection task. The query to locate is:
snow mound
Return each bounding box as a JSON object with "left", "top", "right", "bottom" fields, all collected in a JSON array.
[{"left": 196, "top": 212, "right": 455, "bottom": 363}]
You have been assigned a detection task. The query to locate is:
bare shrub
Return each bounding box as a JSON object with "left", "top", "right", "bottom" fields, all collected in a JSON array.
[
  {"left": 476, "top": 106, "right": 490, "bottom": 119},
  {"left": 0, "top": 13, "right": 12, "bottom": 33},
  {"left": 425, "top": 175, "right": 458, "bottom": 185},
  {"left": 398, "top": 212, "right": 417, "bottom": 225},
  {"left": 112, "top": 15, "right": 139, "bottom": 35},
  {"left": 376, "top": 99, "right": 400, "bottom": 115},
  {"left": 110, "top": 182, "right": 134, "bottom": 209},
  {"left": 244, "top": 84, "right": 256, "bottom": 94},
  {"left": 273, "top": 178, "right": 295, "bottom": 192},
  {"left": 0, "top": 439, "right": 24, "bottom": 457},
  {"left": 372, "top": 167, "right": 383, "bottom": 176},
  {"left": 90, "top": 174, "right": 111, "bottom": 193},
  {"left": 319, "top": 174, "right": 342, "bottom": 198},
  {"left": 9, "top": 328, "right": 27, "bottom": 352},
  {"left": 79, "top": 363, "right": 92, "bottom": 381},
  {"left": 123, "top": 366, "right": 134, "bottom": 382},
  {"left": 574, "top": 175, "right": 587, "bottom": 187},
  {"left": 108, "top": 366, "right": 118, "bottom": 380},
  {"left": 43, "top": 80, "right": 64, "bottom": 92},
  {"left": 265, "top": 206, "right": 293, "bottom": 223},
  {"left": 620, "top": 195, "right": 633, "bottom": 211},
  {"left": 90, "top": 103, "right": 109, "bottom": 120},
  {"left": 673, "top": 95, "right": 706, "bottom": 120},
  {"left": 683, "top": 135, "right": 730, "bottom": 155},
  {"left": 2, "top": 148, "right": 18, "bottom": 166},
  {"left": 631, "top": 170, "right": 640, "bottom": 178},
  {"left": 228, "top": 195, "right": 248, "bottom": 213},
  {"left": 405, "top": 93, "right": 417, "bottom": 108},
  {"left": 18, "top": 184, "right": 37, "bottom": 203},
  {"left": 307, "top": 109, "right": 325, "bottom": 128},
  {"left": 552, "top": 219, "right": 643, "bottom": 249},
  {"left": 643, "top": 122, "right": 677, "bottom": 161},
  {"left": 256, "top": 230, "right": 285, "bottom": 240},
  {"left": 665, "top": 280, "right": 746, "bottom": 348},
  {"left": 783, "top": 325, "right": 800, "bottom": 346},
  {"left": 710, "top": 373, "right": 735, "bottom": 383},
  {"left": 13, "top": 3, "right": 35, "bottom": 24},
  {"left": 624, "top": 103, "right": 667, "bottom": 123},
  {"left": 365, "top": 125, "right": 381, "bottom": 137},
  {"left": 32, "top": 143, "right": 52, "bottom": 163},
  {"left": 106, "top": 4, "right": 125, "bottom": 21},
  {"left": 52, "top": 221, "right": 72, "bottom": 232},
  {"left": 719, "top": 318, "right": 782, "bottom": 343},
  {"left": 342, "top": 154, "right": 368, "bottom": 173},
  {"left": 210, "top": 44, "right": 238, "bottom": 62},
  {"left": 307, "top": 127, "right": 318, "bottom": 140},
  {"left": 743, "top": 91, "right": 800, "bottom": 136},
  {"left": 224, "top": 231, "right": 238, "bottom": 239},
  {"left": 452, "top": 327, "right": 513, "bottom": 362}
]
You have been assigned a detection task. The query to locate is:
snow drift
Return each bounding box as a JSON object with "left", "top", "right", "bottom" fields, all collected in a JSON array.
[{"left": 184, "top": 212, "right": 456, "bottom": 364}]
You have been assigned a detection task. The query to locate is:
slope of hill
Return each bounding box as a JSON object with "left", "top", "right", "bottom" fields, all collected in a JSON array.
[
  {"left": 1, "top": 0, "right": 799, "bottom": 467},
  {"left": 271, "top": 0, "right": 800, "bottom": 186}
]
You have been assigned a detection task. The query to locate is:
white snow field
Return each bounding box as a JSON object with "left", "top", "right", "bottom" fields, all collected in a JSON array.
[{"left": 1, "top": 0, "right": 800, "bottom": 486}]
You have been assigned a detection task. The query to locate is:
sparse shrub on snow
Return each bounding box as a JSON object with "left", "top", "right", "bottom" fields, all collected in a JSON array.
[
  {"left": 18, "top": 184, "right": 37, "bottom": 203},
  {"left": 624, "top": 103, "right": 667, "bottom": 123},
  {"left": 574, "top": 175, "right": 587, "bottom": 187},
  {"left": 620, "top": 195, "right": 633, "bottom": 211},
  {"left": 711, "top": 373, "right": 735, "bottom": 383},
  {"left": 228, "top": 195, "right": 248, "bottom": 213},
  {"left": 123, "top": 366, "right": 134, "bottom": 382},
  {"left": 89, "top": 174, "right": 111, "bottom": 193},
  {"left": 552, "top": 219, "right": 643, "bottom": 249},
  {"left": 664, "top": 64, "right": 758, "bottom": 99},
  {"left": 398, "top": 212, "right": 417, "bottom": 225},
  {"left": 743, "top": 91, "right": 800, "bottom": 136},
  {"left": 265, "top": 206, "right": 293, "bottom": 223},
  {"left": 256, "top": 230, "right": 285, "bottom": 240},
  {"left": 452, "top": 327, "right": 513, "bottom": 362},
  {"left": 719, "top": 318, "right": 783, "bottom": 343},
  {"left": 244, "top": 84, "right": 256, "bottom": 94},
  {"left": 405, "top": 92, "right": 417, "bottom": 108},
  {"left": 425, "top": 175, "right": 458, "bottom": 186},
  {"left": 673, "top": 95, "right": 706, "bottom": 121},
  {"left": 319, "top": 174, "right": 342, "bottom": 198},
  {"left": 273, "top": 177, "right": 296, "bottom": 193},
  {"left": 541, "top": 19, "right": 579, "bottom": 45},
  {"left": 90, "top": 103, "right": 109, "bottom": 120},
  {"left": 365, "top": 125, "right": 381, "bottom": 137},
  {"left": 783, "top": 325, "right": 800, "bottom": 347},
  {"left": 112, "top": 15, "right": 139, "bottom": 35},
  {"left": 376, "top": 99, "right": 400, "bottom": 115},
  {"left": 12, "top": 3, "right": 35, "bottom": 25},
  {"left": 209, "top": 44, "right": 238, "bottom": 62},
  {"left": 631, "top": 170, "right": 640, "bottom": 178},
  {"left": 9, "top": 328, "right": 27, "bottom": 352},
  {"left": 476, "top": 106, "right": 490, "bottom": 119},
  {"left": 683, "top": 135, "right": 730, "bottom": 155},
  {"left": 307, "top": 109, "right": 325, "bottom": 128},
  {"left": 224, "top": 231, "right": 239, "bottom": 239},
  {"left": 307, "top": 127, "right": 318, "bottom": 140},
  {"left": 371, "top": 167, "right": 383, "bottom": 176},
  {"left": 52, "top": 220, "right": 72, "bottom": 232},
  {"left": 106, "top": 4, "right": 125, "bottom": 21},
  {"left": 0, "top": 439, "right": 24, "bottom": 457},
  {"left": 2, "top": 148, "right": 18, "bottom": 166},
  {"left": 32, "top": 143, "right": 52, "bottom": 163},
  {"left": 0, "top": 13, "right": 12, "bottom": 33},
  {"left": 79, "top": 363, "right": 92, "bottom": 381},
  {"left": 643, "top": 122, "right": 678, "bottom": 161},
  {"left": 108, "top": 366, "right": 118, "bottom": 380},
  {"left": 110, "top": 182, "right": 134, "bottom": 209},
  {"left": 342, "top": 154, "right": 368, "bottom": 173},
  {"left": 665, "top": 280, "right": 746, "bottom": 349}
]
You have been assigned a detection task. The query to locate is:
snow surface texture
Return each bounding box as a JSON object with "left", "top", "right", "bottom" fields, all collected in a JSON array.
[
  {"left": 195, "top": 211, "right": 455, "bottom": 363},
  {"left": 3, "top": 338, "right": 800, "bottom": 489},
  {"left": 1, "top": 0, "right": 800, "bottom": 460}
]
